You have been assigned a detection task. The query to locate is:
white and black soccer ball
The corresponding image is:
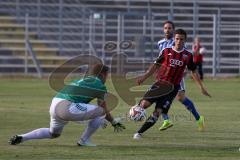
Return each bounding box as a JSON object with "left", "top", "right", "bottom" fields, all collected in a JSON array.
[
  {"left": 129, "top": 105, "right": 147, "bottom": 121},
  {"left": 199, "top": 47, "right": 206, "bottom": 54}
]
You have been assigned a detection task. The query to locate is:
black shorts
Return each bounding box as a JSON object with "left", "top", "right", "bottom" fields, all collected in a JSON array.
[{"left": 142, "top": 81, "right": 179, "bottom": 110}]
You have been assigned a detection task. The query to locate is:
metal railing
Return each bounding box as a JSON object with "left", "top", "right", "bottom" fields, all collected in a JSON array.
[
  {"left": 0, "top": 0, "right": 239, "bottom": 77},
  {"left": 25, "top": 13, "right": 43, "bottom": 78}
]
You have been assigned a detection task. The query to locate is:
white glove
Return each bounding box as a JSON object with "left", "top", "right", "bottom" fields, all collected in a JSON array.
[
  {"left": 111, "top": 118, "right": 126, "bottom": 132},
  {"left": 100, "top": 119, "right": 108, "bottom": 129}
]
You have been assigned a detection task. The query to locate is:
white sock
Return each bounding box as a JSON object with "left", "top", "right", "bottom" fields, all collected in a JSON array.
[
  {"left": 80, "top": 117, "right": 103, "bottom": 142},
  {"left": 20, "top": 128, "right": 52, "bottom": 142}
]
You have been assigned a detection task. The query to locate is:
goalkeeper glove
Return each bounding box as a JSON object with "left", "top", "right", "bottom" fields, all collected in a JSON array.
[{"left": 111, "top": 119, "right": 126, "bottom": 132}]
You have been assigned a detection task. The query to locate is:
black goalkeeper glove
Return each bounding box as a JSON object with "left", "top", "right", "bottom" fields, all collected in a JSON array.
[{"left": 111, "top": 119, "right": 126, "bottom": 132}]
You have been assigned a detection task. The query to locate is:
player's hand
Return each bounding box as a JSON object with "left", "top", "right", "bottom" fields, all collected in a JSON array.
[
  {"left": 201, "top": 87, "right": 211, "bottom": 97},
  {"left": 111, "top": 119, "right": 126, "bottom": 132},
  {"left": 137, "top": 76, "right": 145, "bottom": 85},
  {"left": 112, "top": 122, "right": 126, "bottom": 132}
]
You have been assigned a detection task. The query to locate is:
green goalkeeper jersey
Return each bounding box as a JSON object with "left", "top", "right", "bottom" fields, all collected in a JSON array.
[{"left": 55, "top": 76, "right": 107, "bottom": 103}]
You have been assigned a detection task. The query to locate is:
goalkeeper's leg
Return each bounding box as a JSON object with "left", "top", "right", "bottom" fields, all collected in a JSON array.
[
  {"left": 9, "top": 98, "right": 68, "bottom": 145},
  {"left": 78, "top": 116, "right": 105, "bottom": 146}
]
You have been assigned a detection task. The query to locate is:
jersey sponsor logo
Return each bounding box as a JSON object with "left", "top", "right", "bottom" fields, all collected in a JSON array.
[{"left": 169, "top": 59, "right": 183, "bottom": 67}]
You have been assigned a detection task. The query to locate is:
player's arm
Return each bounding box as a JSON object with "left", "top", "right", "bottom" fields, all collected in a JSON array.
[
  {"left": 97, "top": 99, "right": 113, "bottom": 122},
  {"left": 187, "top": 55, "right": 211, "bottom": 97},
  {"left": 137, "top": 53, "right": 164, "bottom": 85},
  {"left": 137, "top": 64, "right": 158, "bottom": 85},
  {"left": 191, "top": 71, "right": 211, "bottom": 97},
  {"left": 97, "top": 98, "right": 108, "bottom": 112},
  {"left": 97, "top": 98, "right": 126, "bottom": 132},
  {"left": 97, "top": 98, "right": 114, "bottom": 120}
]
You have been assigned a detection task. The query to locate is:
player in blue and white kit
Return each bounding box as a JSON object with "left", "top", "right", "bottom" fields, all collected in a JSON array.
[
  {"left": 157, "top": 21, "right": 205, "bottom": 131},
  {"left": 9, "top": 64, "right": 125, "bottom": 146}
]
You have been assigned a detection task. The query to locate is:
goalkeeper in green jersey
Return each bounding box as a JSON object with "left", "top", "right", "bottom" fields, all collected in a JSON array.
[{"left": 9, "top": 64, "right": 125, "bottom": 147}]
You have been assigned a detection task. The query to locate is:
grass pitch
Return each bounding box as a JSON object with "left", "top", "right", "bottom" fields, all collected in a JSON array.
[{"left": 0, "top": 77, "right": 240, "bottom": 160}]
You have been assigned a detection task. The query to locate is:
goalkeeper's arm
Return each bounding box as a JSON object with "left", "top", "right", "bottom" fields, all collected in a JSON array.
[
  {"left": 98, "top": 99, "right": 125, "bottom": 132},
  {"left": 106, "top": 113, "right": 126, "bottom": 132}
]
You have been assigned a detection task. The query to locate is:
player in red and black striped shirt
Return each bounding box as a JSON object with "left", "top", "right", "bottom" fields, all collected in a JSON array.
[
  {"left": 154, "top": 47, "right": 196, "bottom": 86},
  {"left": 133, "top": 29, "right": 211, "bottom": 139}
]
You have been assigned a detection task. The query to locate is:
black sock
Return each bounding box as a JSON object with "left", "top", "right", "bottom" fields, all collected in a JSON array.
[{"left": 137, "top": 115, "right": 158, "bottom": 134}]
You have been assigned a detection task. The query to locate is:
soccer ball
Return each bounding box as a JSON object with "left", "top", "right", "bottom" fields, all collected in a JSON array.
[
  {"left": 199, "top": 47, "right": 206, "bottom": 54},
  {"left": 129, "top": 105, "right": 147, "bottom": 121}
]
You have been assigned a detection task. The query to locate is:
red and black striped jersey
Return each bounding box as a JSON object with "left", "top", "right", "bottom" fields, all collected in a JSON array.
[{"left": 154, "top": 47, "right": 196, "bottom": 86}]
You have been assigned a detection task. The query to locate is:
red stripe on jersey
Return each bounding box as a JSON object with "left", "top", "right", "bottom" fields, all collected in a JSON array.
[
  {"left": 166, "top": 48, "right": 176, "bottom": 82},
  {"left": 185, "top": 50, "right": 190, "bottom": 65},
  {"left": 155, "top": 48, "right": 192, "bottom": 86},
  {"left": 156, "top": 48, "right": 171, "bottom": 82},
  {"left": 170, "top": 51, "right": 183, "bottom": 84},
  {"left": 173, "top": 51, "right": 185, "bottom": 85}
]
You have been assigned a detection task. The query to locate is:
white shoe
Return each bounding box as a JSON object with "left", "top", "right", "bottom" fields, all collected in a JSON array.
[
  {"left": 77, "top": 140, "right": 97, "bottom": 147},
  {"left": 133, "top": 133, "right": 142, "bottom": 140}
]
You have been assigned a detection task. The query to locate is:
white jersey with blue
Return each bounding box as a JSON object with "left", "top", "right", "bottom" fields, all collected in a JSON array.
[
  {"left": 157, "top": 37, "right": 186, "bottom": 91},
  {"left": 157, "top": 38, "right": 175, "bottom": 53}
]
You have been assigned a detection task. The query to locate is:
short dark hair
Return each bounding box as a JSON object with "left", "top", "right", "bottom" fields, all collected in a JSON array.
[
  {"left": 90, "top": 64, "right": 109, "bottom": 76},
  {"left": 174, "top": 29, "right": 187, "bottom": 39},
  {"left": 163, "top": 20, "right": 175, "bottom": 29}
]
